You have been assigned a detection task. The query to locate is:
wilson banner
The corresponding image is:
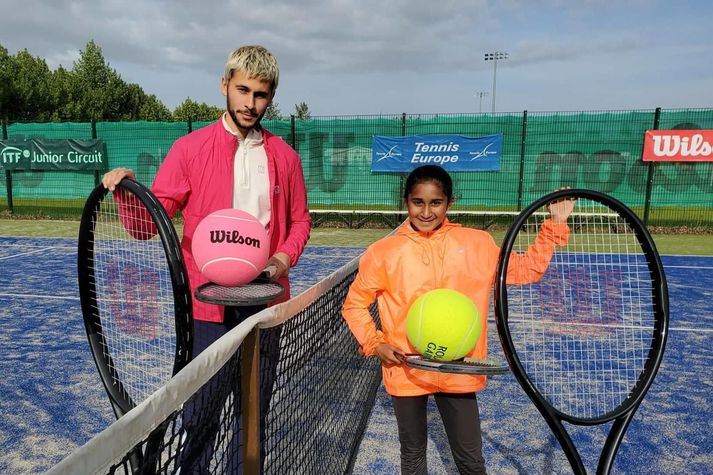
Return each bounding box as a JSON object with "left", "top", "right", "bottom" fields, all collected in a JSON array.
[
  {"left": 642, "top": 130, "right": 713, "bottom": 162},
  {"left": 371, "top": 134, "right": 502, "bottom": 172}
]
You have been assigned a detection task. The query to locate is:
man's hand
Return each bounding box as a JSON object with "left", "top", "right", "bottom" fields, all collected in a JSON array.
[
  {"left": 102, "top": 168, "right": 136, "bottom": 191},
  {"left": 265, "top": 252, "right": 290, "bottom": 279},
  {"left": 375, "top": 343, "right": 406, "bottom": 366}
]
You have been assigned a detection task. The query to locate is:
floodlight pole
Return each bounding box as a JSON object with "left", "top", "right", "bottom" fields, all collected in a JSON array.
[
  {"left": 475, "top": 91, "right": 489, "bottom": 113},
  {"left": 484, "top": 51, "right": 509, "bottom": 113}
]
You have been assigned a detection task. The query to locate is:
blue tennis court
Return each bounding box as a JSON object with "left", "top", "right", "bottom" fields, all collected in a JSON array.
[{"left": 0, "top": 236, "right": 711, "bottom": 474}]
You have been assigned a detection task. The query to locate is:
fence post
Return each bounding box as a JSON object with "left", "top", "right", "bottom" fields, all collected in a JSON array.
[
  {"left": 398, "top": 113, "right": 407, "bottom": 211},
  {"left": 517, "top": 110, "right": 528, "bottom": 211},
  {"left": 643, "top": 107, "right": 661, "bottom": 226},
  {"left": 91, "top": 120, "right": 100, "bottom": 185},
  {"left": 2, "top": 119, "right": 12, "bottom": 214},
  {"left": 290, "top": 115, "right": 296, "bottom": 149},
  {"left": 187, "top": 118, "right": 193, "bottom": 134}
]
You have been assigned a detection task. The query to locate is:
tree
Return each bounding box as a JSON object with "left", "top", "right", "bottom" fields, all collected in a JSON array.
[
  {"left": 138, "top": 93, "right": 172, "bottom": 121},
  {"left": 294, "top": 101, "right": 311, "bottom": 120},
  {"left": 172, "top": 97, "right": 223, "bottom": 122},
  {"left": 264, "top": 101, "right": 283, "bottom": 120},
  {"left": 47, "top": 65, "right": 75, "bottom": 121},
  {"left": 0, "top": 45, "right": 15, "bottom": 119},
  {"left": 120, "top": 84, "right": 172, "bottom": 121},
  {"left": 0, "top": 40, "right": 202, "bottom": 121},
  {"left": 5, "top": 49, "right": 52, "bottom": 121},
  {"left": 70, "top": 40, "right": 127, "bottom": 120}
]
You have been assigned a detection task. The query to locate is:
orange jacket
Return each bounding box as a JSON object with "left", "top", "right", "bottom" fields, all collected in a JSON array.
[{"left": 342, "top": 218, "right": 569, "bottom": 396}]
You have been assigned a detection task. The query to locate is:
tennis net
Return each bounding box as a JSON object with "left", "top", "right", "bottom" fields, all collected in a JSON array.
[{"left": 48, "top": 252, "right": 382, "bottom": 474}]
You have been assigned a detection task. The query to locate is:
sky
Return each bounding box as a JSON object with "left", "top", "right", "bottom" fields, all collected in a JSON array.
[{"left": 1, "top": 0, "right": 711, "bottom": 116}]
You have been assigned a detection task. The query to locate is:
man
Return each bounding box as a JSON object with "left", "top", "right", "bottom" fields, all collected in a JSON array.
[{"left": 103, "top": 45, "right": 311, "bottom": 472}]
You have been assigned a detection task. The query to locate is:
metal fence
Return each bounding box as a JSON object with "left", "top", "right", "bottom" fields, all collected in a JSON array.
[{"left": 2, "top": 108, "right": 712, "bottom": 229}]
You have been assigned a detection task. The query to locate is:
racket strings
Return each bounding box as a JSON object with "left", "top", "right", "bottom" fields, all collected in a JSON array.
[
  {"left": 508, "top": 198, "right": 656, "bottom": 420},
  {"left": 199, "top": 281, "right": 284, "bottom": 301},
  {"left": 90, "top": 192, "right": 177, "bottom": 404}
]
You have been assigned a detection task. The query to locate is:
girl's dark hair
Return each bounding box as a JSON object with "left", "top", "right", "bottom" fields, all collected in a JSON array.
[{"left": 403, "top": 165, "right": 453, "bottom": 202}]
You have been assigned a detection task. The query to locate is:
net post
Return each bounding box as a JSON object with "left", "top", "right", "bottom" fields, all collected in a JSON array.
[{"left": 241, "top": 326, "right": 261, "bottom": 475}]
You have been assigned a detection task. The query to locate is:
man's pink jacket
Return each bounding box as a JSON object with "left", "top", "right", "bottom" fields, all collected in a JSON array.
[{"left": 150, "top": 120, "right": 311, "bottom": 322}]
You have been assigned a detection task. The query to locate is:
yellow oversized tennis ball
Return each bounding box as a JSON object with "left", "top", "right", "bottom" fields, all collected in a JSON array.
[{"left": 406, "top": 289, "right": 481, "bottom": 361}]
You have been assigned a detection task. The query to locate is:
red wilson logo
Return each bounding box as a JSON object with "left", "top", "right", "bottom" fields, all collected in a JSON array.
[{"left": 642, "top": 130, "right": 713, "bottom": 162}]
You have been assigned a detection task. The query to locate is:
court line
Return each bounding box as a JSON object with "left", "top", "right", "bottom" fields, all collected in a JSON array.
[
  {"left": 482, "top": 316, "right": 713, "bottom": 333},
  {"left": 0, "top": 293, "right": 79, "bottom": 301},
  {"left": 664, "top": 265, "right": 713, "bottom": 270},
  {"left": 667, "top": 327, "right": 713, "bottom": 333},
  {"left": 0, "top": 246, "right": 62, "bottom": 260}
]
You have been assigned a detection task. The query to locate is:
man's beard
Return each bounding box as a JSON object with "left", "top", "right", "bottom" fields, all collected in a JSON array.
[{"left": 226, "top": 92, "right": 262, "bottom": 132}]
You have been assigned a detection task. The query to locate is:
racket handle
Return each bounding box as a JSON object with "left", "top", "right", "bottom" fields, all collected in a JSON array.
[{"left": 263, "top": 265, "right": 277, "bottom": 278}]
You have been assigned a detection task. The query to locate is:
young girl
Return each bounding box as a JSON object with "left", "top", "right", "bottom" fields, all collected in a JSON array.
[{"left": 342, "top": 165, "right": 574, "bottom": 474}]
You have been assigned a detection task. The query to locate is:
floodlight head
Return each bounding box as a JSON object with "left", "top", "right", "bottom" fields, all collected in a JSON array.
[{"left": 484, "top": 51, "right": 509, "bottom": 61}]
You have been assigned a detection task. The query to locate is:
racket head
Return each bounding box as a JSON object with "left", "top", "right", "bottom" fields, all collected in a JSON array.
[
  {"left": 495, "top": 188, "right": 669, "bottom": 425},
  {"left": 78, "top": 178, "right": 193, "bottom": 417},
  {"left": 403, "top": 354, "right": 509, "bottom": 375},
  {"left": 194, "top": 275, "right": 285, "bottom": 307}
]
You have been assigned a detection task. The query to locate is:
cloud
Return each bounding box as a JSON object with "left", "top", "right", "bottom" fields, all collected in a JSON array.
[
  {"left": 2, "top": 0, "right": 497, "bottom": 73},
  {"left": 0, "top": 0, "right": 710, "bottom": 113}
]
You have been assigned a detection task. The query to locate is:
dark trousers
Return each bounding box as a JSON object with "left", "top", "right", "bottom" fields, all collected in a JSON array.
[
  {"left": 391, "top": 392, "right": 487, "bottom": 475},
  {"left": 180, "top": 305, "right": 281, "bottom": 474}
]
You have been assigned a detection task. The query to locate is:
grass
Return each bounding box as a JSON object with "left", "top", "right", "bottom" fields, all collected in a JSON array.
[
  {"left": 2, "top": 218, "right": 713, "bottom": 255},
  {"left": 1, "top": 218, "right": 81, "bottom": 238}
]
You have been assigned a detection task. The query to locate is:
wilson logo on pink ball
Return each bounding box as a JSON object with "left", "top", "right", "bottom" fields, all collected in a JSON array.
[{"left": 209, "top": 230, "right": 262, "bottom": 247}]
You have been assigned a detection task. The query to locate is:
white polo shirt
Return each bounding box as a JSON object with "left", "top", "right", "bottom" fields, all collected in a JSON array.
[{"left": 222, "top": 115, "right": 271, "bottom": 229}]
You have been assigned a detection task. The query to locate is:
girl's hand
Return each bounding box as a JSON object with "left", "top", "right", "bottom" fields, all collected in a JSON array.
[
  {"left": 375, "top": 343, "right": 406, "bottom": 366},
  {"left": 548, "top": 187, "right": 577, "bottom": 224}
]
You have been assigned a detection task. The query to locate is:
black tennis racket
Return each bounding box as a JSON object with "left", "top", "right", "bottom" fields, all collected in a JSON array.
[
  {"left": 78, "top": 178, "right": 193, "bottom": 470},
  {"left": 495, "top": 189, "right": 669, "bottom": 475},
  {"left": 403, "top": 354, "right": 509, "bottom": 375},
  {"left": 194, "top": 272, "right": 285, "bottom": 307}
]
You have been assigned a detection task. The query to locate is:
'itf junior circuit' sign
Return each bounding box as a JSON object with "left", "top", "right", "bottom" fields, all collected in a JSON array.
[
  {"left": 0, "top": 138, "right": 107, "bottom": 171},
  {"left": 642, "top": 130, "right": 713, "bottom": 162},
  {"left": 371, "top": 134, "right": 502, "bottom": 172}
]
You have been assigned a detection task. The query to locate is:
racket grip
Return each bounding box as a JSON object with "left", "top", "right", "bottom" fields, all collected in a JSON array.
[{"left": 263, "top": 265, "right": 277, "bottom": 278}]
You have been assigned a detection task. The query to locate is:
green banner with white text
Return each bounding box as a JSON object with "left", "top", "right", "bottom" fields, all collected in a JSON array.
[{"left": 0, "top": 139, "right": 107, "bottom": 171}]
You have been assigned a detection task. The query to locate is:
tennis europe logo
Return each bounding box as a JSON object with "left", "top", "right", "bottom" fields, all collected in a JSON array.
[
  {"left": 371, "top": 134, "right": 502, "bottom": 172},
  {"left": 642, "top": 130, "right": 713, "bottom": 162}
]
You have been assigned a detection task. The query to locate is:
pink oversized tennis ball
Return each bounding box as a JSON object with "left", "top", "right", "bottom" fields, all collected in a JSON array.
[{"left": 191, "top": 209, "right": 269, "bottom": 286}]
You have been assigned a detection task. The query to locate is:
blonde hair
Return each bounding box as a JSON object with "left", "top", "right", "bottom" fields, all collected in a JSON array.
[{"left": 223, "top": 45, "right": 279, "bottom": 92}]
